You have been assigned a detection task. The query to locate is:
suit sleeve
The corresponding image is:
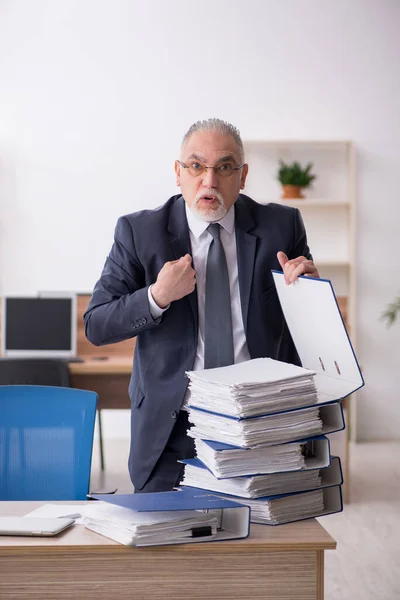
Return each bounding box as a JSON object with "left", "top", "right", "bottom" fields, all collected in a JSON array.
[
  {"left": 288, "top": 209, "right": 313, "bottom": 261},
  {"left": 84, "top": 216, "right": 161, "bottom": 346}
]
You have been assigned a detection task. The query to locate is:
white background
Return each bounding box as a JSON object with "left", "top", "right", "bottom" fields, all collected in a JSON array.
[{"left": 1, "top": 0, "right": 399, "bottom": 441}]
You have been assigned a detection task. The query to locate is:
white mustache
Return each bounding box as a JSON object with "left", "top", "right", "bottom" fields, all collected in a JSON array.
[{"left": 194, "top": 188, "right": 224, "bottom": 205}]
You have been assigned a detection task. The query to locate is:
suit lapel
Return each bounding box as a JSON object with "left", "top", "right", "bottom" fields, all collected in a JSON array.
[
  {"left": 167, "top": 197, "right": 199, "bottom": 329},
  {"left": 235, "top": 196, "right": 257, "bottom": 333}
]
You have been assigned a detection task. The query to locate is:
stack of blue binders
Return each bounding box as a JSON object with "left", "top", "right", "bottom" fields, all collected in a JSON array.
[{"left": 181, "top": 272, "right": 364, "bottom": 525}]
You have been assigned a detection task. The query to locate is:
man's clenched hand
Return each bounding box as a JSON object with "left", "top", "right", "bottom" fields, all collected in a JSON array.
[{"left": 151, "top": 254, "right": 196, "bottom": 308}]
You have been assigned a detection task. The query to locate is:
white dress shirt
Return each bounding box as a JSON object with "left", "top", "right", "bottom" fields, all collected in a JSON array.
[{"left": 148, "top": 203, "right": 251, "bottom": 405}]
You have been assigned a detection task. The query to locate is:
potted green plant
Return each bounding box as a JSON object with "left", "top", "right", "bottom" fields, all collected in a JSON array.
[
  {"left": 381, "top": 296, "right": 400, "bottom": 327},
  {"left": 277, "top": 160, "right": 316, "bottom": 199}
]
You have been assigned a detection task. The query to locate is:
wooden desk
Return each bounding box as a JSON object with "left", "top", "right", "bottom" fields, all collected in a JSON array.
[
  {"left": 69, "top": 358, "right": 132, "bottom": 410},
  {"left": 73, "top": 295, "right": 134, "bottom": 412},
  {"left": 0, "top": 501, "right": 336, "bottom": 600}
]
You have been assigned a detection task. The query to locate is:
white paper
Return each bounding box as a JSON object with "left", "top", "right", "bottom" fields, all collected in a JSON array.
[{"left": 24, "top": 504, "right": 84, "bottom": 524}]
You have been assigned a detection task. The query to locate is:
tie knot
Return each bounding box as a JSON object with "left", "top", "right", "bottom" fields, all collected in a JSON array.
[{"left": 207, "top": 223, "right": 221, "bottom": 240}]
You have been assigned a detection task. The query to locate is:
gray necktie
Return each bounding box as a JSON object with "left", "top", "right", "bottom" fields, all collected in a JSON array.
[{"left": 204, "top": 223, "right": 234, "bottom": 369}]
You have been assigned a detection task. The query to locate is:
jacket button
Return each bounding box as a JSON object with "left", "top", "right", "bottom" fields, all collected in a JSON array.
[{"left": 170, "top": 410, "right": 177, "bottom": 419}]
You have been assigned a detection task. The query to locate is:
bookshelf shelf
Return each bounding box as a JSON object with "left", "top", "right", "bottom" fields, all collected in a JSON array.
[{"left": 262, "top": 200, "right": 350, "bottom": 209}]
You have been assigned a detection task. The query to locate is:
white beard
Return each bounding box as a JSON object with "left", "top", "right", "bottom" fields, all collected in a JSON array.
[{"left": 190, "top": 189, "right": 227, "bottom": 222}]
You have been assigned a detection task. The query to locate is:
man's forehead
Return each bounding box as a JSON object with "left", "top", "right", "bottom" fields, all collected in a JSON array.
[{"left": 182, "top": 131, "right": 239, "bottom": 160}]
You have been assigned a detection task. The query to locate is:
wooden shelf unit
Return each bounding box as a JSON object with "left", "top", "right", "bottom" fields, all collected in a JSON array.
[{"left": 243, "top": 138, "right": 357, "bottom": 344}]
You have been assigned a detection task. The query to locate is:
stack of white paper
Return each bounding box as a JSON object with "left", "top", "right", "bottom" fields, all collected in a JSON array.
[
  {"left": 192, "top": 438, "right": 308, "bottom": 478},
  {"left": 182, "top": 460, "right": 322, "bottom": 498},
  {"left": 188, "top": 405, "right": 322, "bottom": 447},
  {"left": 240, "top": 489, "right": 325, "bottom": 525},
  {"left": 82, "top": 502, "right": 219, "bottom": 547},
  {"left": 186, "top": 358, "right": 317, "bottom": 418}
]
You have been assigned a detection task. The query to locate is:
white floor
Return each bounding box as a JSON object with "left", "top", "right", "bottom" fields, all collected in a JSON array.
[{"left": 90, "top": 439, "right": 400, "bottom": 600}]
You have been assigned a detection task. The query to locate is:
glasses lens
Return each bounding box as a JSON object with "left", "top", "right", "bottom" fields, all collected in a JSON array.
[
  {"left": 188, "top": 162, "right": 206, "bottom": 177},
  {"left": 217, "top": 164, "right": 235, "bottom": 177}
]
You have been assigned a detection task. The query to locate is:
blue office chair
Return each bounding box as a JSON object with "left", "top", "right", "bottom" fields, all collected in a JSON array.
[{"left": 0, "top": 385, "right": 97, "bottom": 500}]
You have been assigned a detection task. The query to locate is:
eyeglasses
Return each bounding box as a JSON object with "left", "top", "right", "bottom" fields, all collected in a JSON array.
[{"left": 177, "top": 160, "right": 244, "bottom": 178}]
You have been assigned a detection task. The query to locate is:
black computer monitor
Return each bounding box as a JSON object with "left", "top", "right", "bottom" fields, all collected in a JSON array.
[{"left": 1, "top": 295, "right": 77, "bottom": 358}]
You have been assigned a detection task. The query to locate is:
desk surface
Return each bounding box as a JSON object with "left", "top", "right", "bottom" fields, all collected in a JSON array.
[
  {"left": 0, "top": 502, "right": 335, "bottom": 600},
  {"left": 0, "top": 501, "right": 336, "bottom": 553}
]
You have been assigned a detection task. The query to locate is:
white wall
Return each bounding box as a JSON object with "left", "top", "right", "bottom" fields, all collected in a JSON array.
[{"left": 1, "top": 0, "right": 399, "bottom": 440}]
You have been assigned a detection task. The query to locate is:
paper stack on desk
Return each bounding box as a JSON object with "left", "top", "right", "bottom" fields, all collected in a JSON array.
[
  {"left": 180, "top": 273, "right": 364, "bottom": 525},
  {"left": 83, "top": 502, "right": 219, "bottom": 546},
  {"left": 82, "top": 490, "right": 250, "bottom": 547}
]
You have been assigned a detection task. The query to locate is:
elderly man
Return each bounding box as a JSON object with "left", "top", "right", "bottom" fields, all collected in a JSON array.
[{"left": 84, "top": 118, "right": 319, "bottom": 493}]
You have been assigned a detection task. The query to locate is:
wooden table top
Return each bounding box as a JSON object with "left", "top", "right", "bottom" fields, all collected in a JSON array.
[{"left": 0, "top": 502, "right": 336, "bottom": 554}]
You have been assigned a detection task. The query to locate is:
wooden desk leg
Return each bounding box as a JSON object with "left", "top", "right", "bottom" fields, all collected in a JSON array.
[
  {"left": 317, "top": 550, "right": 325, "bottom": 600},
  {"left": 98, "top": 409, "right": 105, "bottom": 471}
]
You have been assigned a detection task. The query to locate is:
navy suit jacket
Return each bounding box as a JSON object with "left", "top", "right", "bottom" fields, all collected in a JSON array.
[{"left": 84, "top": 194, "right": 312, "bottom": 489}]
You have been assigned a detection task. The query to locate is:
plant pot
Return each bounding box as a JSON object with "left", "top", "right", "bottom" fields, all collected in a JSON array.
[{"left": 281, "top": 185, "right": 304, "bottom": 200}]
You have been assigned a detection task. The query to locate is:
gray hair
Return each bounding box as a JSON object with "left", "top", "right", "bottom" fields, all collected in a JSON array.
[{"left": 181, "top": 118, "right": 244, "bottom": 161}]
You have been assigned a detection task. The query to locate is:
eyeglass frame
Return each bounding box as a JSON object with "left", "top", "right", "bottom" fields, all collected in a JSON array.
[{"left": 177, "top": 159, "right": 245, "bottom": 178}]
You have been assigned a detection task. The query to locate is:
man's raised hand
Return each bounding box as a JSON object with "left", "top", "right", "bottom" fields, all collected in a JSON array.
[{"left": 277, "top": 251, "right": 319, "bottom": 285}]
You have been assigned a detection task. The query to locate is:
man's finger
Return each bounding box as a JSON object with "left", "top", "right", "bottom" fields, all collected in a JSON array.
[
  {"left": 277, "top": 251, "right": 289, "bottom": 270},
  {"left": 289, "top": 261, "right": 317, "bottom": 283},
  {"left": 289, "top": 262, "right": 308, "bottom": 282}
]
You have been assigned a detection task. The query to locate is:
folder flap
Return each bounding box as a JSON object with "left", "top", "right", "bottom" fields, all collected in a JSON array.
[
  {"left": 272, "top": 272, "right": 364, "bottom": 398},
  {"left": 91, "top": 491, "right": 247, "bottom": 512},
  {"left": 319, "top": 402, "right": 345, "bottom": 436},
  {"left": 321, "top": 484, "right": 343, "bottom": 515},
  {"left": 320, "top": 456, "right": 343, "bottom": 486},
  {"left": 303, "top": 436, "right": 331, "bottom": 469}
]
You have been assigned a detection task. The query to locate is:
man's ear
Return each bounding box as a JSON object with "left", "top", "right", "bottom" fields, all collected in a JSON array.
[
  {"left": 174, "top": 160, "right": 181, "bottom": 186},
  {"left": 240, "top": 163, "right": 249, "bottom": 190}
]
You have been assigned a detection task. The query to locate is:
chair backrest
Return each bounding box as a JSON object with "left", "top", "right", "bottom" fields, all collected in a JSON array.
[
  {"left": 0, "top": 385, "right": 97, "bottom": 500},
  {"left": 0, "top": 359, "right": 70, "bottom": 387}
]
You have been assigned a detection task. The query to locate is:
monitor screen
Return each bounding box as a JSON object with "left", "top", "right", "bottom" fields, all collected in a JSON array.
[{"left": 1, "top": 295, "right": 77, "bottom": 358}]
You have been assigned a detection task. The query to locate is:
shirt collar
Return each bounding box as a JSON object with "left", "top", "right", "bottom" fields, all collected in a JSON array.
[{"left": 185, "top": 202, "right": 235, "bottom": 239}]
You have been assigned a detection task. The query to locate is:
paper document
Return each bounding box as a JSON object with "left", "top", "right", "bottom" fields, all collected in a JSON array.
[
  {"left": 188, "top": 405, "right": 323, "bottom": 447},
  {"left": 82, "top": 502, "right": 219, "bottom": 546},
  {"left": 24, "top": 504, "right": 84, "bottom": 524},
  {"left": 219, "top": 484, "right": 343, "bottom": 525},
  {"left": 181, "top": 456, "right": 342, "bottom": 499},
  {"left": 181, "top": 458, "right": 321, "bottom": 498},
  {"left": 192, "top": 438, "right": 305, "bottom": 477},
  {"left": 190, "top": 437, "right": 331, "bottom": 478},
  {"left": 186, "top": 358, "right": 317, "bottom": 418}
]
